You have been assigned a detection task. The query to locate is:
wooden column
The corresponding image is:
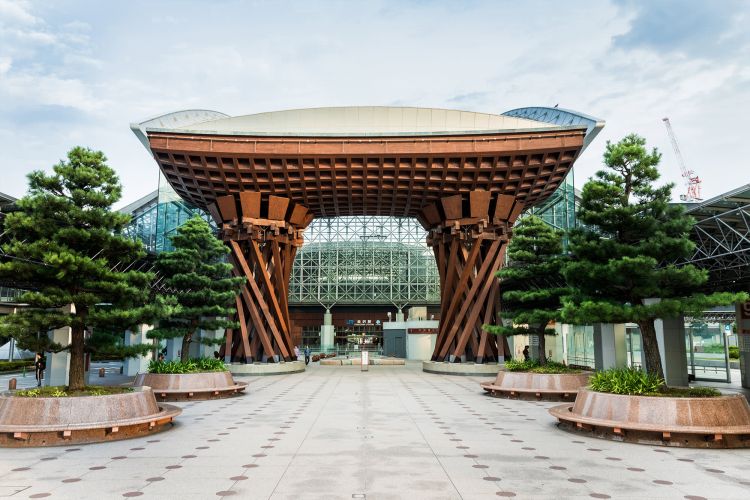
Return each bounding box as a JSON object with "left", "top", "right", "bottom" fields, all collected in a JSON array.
[
  {"left": 422, "top": 191, "right": 524, "bottom": 363},
  {"left": 209, "top": 193, "right": 312, "bottom": 363}
]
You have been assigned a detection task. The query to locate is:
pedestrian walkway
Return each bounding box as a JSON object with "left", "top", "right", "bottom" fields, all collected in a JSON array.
[
  {"left": 1, "top": 362, "right": 749, "bottom": 499},
  {"left": 0, "top": 362, "right": 130, "bottom": 391}
]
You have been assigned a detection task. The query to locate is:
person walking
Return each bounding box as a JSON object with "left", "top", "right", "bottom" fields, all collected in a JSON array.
[
  {"left": 522, "top": 345, "right": 530, "bottom": 361},
  {"left": 304, "top": 345, "right": 311, "bottom": 365},
  {"left": 34, "top": 352, "right": 46, "bottom": 387}
]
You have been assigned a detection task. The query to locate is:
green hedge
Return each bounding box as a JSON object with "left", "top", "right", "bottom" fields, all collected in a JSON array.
[
  {"left": 148, "top": 358, "right": 226, "bottom": 374},
  {"left": 504, "top": 359, "right": 581, "bottom": 374},
  {"left": 590, "top": 368, "right": 720, "bottom": 397},
  {"left": 729, "top": 346, "right": 739, "bottom": 359},
  {"left": 15, "top": 386, "right": 133, "bottom": 398},
  {"left": 0, "top": 360, "right": 34, "bottom": 373}
]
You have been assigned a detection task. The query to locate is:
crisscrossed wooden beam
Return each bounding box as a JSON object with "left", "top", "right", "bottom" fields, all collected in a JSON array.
[
  {"left": 424, "top": 191, "right": 525, "bottom": 363},
  {"left": 213, "top": 194, "right": 311, "bottom": 363}
]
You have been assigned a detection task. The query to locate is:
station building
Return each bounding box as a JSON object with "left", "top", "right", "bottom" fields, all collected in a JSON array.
[{"left": 126, "top": 106, "right": 595, "bottom": 363}]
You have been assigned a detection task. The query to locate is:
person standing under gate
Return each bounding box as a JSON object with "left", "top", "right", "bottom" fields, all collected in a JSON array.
[{"left": 34, "top": 352, "right": 46, "bottom": 387}]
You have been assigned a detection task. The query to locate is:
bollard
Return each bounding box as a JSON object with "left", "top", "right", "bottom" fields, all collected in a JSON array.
[
  {"left": 98, "top": 367, "right": 106, "bottom": 378},
  {"left": 9, "top": 378, "right": 17, "bottom": 390}
]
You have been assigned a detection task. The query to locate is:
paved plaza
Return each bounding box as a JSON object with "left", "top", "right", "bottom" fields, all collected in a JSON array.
[{"left": 1, "top": 362, "right": 749, "bottom": 499}]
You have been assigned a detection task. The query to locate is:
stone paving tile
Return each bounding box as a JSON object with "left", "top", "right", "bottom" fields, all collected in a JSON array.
[{"left": 2, "top": 363, "right": 750, "bottom": 499}]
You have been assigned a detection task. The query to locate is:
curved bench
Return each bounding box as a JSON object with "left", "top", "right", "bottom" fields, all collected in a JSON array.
[
  {"left": 133, "top": 372, "right": 247, "bottom": 401},
  {"left": 0, "top": 386, "right": 181, "bottom": 447},
  {"left": 480, "top": 371, "right": 591, "bottom": 401},
  {"left": 549, "top": 389, "right": 750, "bottom": 448}
]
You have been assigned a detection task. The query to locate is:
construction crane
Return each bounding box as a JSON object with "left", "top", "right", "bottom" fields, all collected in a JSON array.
[{"left": 662, "top": 117, "right": 702, "bottom": 202}]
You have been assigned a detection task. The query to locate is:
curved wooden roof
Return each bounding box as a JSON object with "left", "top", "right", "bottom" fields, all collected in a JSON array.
[{"left": 133, "top": 106, "right": 598, "bottom": 219}]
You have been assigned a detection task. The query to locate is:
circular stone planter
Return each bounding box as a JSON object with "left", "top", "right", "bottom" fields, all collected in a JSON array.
[
  {"left": 133, "top": 371, "right": 247, "bottom": 401},
  {"left": 481, "top": 371, "right": 591, "bottom": 401},
  {"left": 0, "top": 386, "right": 181, "bottom": 447},
  {"left": 422, "top": 361, "right": 502, "bottom": 376},
  {"left": 227, "top": 360, "right": 305, "bottom": 376},
  {"left": 320, "top": 357, "right": 405, "bottom": 366},
  {"left": 549, "top": 388, "right": 750, "bottom": 448}
]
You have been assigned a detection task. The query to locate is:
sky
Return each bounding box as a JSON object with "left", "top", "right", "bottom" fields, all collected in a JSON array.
[{"left": 1, "top": 0, "right": 748, "bottom": 207}]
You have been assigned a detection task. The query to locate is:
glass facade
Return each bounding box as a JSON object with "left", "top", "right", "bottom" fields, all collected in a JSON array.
[
  {"left": 525, "top": 169, "right": 577, "bottom": 233},
  {"left": 289, "top": 216, "right": 439, "bottom": 306}
]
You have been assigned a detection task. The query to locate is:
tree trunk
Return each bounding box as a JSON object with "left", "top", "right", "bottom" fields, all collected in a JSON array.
[
  {"left": 636, "top": 318, "right": 665, "bottom": 382},
  {"left": 181, "top": 332, "right": 193, "bottom": 363},
  {"left": 68, "top": 325, "right": 86, "bottom": 391},
  {"left": 537, "top": 331, "right": 547, "bottom": 366}
]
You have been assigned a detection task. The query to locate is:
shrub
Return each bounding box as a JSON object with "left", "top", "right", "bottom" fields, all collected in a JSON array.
[
  {"left": 0, "top": 360, "right": 34, "bottom": 373},
  {"left": 15, "top": 386, "right": 133, "bottom": 397},
  {"left": 590, "top": 369, "right": 722, "bottom": 397},
  {"left": 659, "top": 386, "right": 721, "bottom": 398},
  {"left": 590, "top": 368, "right": 664, "bottom": 395},
  {"left": 148, "top": 357, "right": 226, "bottom": 374},
  {"left": 504, "top": 359, "right": 580, "bottom": 374},
  {"left": 729, "top": 346, "right": 739, "bottom": 360}
]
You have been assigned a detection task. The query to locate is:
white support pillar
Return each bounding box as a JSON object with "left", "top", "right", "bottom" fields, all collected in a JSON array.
[
  {"left": 736, "top": 300, "right": 750, "bottom": 389},
  {"left": 46, "top": 304, "right": 75, "bottom": 387},
  {"left": 654, "top": 315, "right": 689, "bottom": 387},
  {"left": 642, "top": 298, "right": 689, "bottom": 386},
  {"left": 124, "top": 324, "right": 153, "bottom": 376},
  {"left": 593, "top": 323, "right": 627, "bottom": 371},
  {"left": 199, "top": 327, "right": 224, "bottom": 359},
  {"left": 320, "top": 310, "right": 334, "bottom": 351},
  {"left": 165, "top": 337, "right": 181, "bottom": 361},
  {"left": 395, "top": 309, "right": 405, "bottom": 322}
]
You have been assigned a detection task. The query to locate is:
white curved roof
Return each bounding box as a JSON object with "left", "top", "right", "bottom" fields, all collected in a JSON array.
[
  {"left": 133, "top": 106, "right": 592, "bottom": 141},
  {"left": 182, "top": 106, "right": 562, "bottom": 135}
]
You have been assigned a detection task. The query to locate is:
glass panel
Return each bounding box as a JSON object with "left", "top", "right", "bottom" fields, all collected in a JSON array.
[
  {"left": 686, "top": 320, "right": 729, "bottom": 381},
  {"left": 566, "top": 324, "right": 594, "bottom": 368},
  {"left": 626, "top": 326, "right": 643, "bottom": 369}
]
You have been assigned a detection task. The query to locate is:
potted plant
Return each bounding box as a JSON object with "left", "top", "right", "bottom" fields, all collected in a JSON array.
[
  {"left": 551, "top": 134, "right": 750, "bottom": 447},
  {"left": 134, "top": 356, "right": 246, "bottom": 401},
  {"left": 0, "top": 147, "right": 179, "bottom": 446}
]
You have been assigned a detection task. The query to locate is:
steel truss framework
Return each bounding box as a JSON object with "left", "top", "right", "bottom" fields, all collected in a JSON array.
[
  {"left": 680, "top": 184, "right": 750, "bottom": 292},
  {"left": 289, "top": 216, "right": 439, "bottom": 306}
]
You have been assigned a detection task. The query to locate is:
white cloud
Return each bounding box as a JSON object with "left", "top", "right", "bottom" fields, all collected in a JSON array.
[
  {"left": 0, "top": 0, "right": 38, "bottom": 25},
  {"left": 0, "top": 0, "right": 747, "bottom": 207}
]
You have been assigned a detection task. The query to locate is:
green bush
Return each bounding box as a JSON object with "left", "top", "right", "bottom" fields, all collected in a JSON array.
[
  {"left": 700, "top": 344, "right": 726, "bottom": 354},
  {"left": 658, "top": 386, "right": 721, "bottom": 398},
  {"left": 589, "top": 369, "right": 721, "bottom": 397},
  {"left": 148, "top": 357, "right": 226, "bottom": 374},
  {"left": 0, "top": 360, "right": 34, "bottom": 373},
  {"left": 729, "top": 346, "right": 739, "bottom": 360},
  {"left": 504, "top": 359, "right": 580, "bottom": 374},
  {"left": 590, "top": 368, "right": 663, "bottom": 395},
  {"left": 15, "top": 386, "right": 133, "bottom": 398}
]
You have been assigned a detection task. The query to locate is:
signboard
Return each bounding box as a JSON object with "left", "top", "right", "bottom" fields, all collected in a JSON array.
[
  {"left": 361, "top": 350, "right": 369, "bottom": 371},
  {"left": 740, "top": 301, "right": 750, "bottom": 323},
  {"left": 408, "top": 328, "right": 438, "bottom": 334}
]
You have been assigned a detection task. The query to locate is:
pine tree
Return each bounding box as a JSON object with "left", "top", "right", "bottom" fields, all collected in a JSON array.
[
  {"left": 483, "top": 215, "right": 568, "bottom": 365},
  {"left": 562, "top": 134, "right": 745, "bottom": 381},
  {"left": 0, "top": 147, "right": 165, "bottom": 390},
  {"left": 148, "top": 216, "right": 244, "bottom": 362}
]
